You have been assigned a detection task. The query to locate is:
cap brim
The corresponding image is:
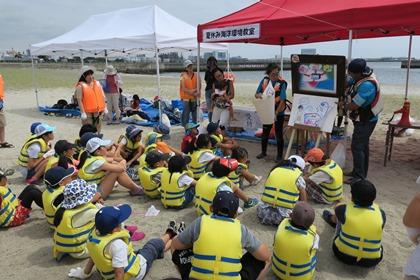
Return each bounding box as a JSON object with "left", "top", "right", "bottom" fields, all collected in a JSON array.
[
  {"left": 99, "top": 139, "right": 112, "bottom": 147},
  {"left": 116, "top": 204, "right": 132, "bottom": 224},
  {"left": 59, "top": 167, "right": 76, "bottom": 183},
  {"left": 183, "top": 155, "right": 192, "bottom": 164}
]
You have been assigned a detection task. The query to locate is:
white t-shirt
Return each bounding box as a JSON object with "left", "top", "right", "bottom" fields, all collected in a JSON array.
[
  {"left": 178, "top": 174, "right": 194, "bottom": 188},
  {"left": 309, "top": 171, "right": 333, "bottom": 185},
  {"left": 27, "top": 143, "right": 41, "bottom": 159},
  {"left": 198, "top": 151, "right": 216, "bottom": 164},
  {"left": 106, "top": 239, "right": 147, "bottom": 280},
  {"left": 296, "top": 176, "right": 307, "bottom": 190}
]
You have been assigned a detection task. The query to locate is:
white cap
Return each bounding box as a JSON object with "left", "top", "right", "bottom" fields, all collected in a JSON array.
[
  {"left": 183, "top": 60, "right": 193, "bottom": 68},
  {"left": 86, "top": 137, "right": 112, "bottom": 154},
  {"left": 79, "top": 65, "right": 95, "bottom": 79},
  {"left": 35, "top": 123, "right": 55, "bottom": 136},
  {"left": 288, "top": 155, "right": 306, "bottom": 170},
  {"left": 104, "top": 65, "right": 117, "bottom": 75}
]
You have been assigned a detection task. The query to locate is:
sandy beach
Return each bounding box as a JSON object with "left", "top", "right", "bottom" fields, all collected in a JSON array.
[{"left": 1, "top": 66, "right": 420, "bottom": 280}]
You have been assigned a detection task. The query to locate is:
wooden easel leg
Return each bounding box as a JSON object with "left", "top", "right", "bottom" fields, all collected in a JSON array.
[
  {"left": 314, "top": 133, "right": 322, "bottom": 148},
  {"left": 285, "top": 129, "right": 296, "bottom": 159}
]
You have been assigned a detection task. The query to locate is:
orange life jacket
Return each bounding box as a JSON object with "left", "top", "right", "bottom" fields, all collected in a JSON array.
[
  {"left": 0, "top": 74, "right": 4, "bottom": 100},
  {"left": 78, "top": 80, "right": 106, "bottom": 113},
  {"left": 179, "top": 72, "right": 198, "bottom": 100}
]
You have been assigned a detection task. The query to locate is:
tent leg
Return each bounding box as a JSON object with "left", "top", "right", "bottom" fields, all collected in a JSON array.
[
  {"left": 31, "top": 56, "right": 39, "bottom": 107},
  {"left": 343, "top": 29, "right": 353, "bottom": 168},
  {"left": 405, "top": 34, "right": 413, "bottom": 100},
  {"left": 80, "top": 49, "right": 84, "bottom": 67},
  {"left": 105, "top": 50, "right": 108, "bottom": 66},
  {"left": 280, "top": 45, "right": 284, "bottom": 77},
  {"left": 197, "top": 42, "right": 201, "bottom": 122},
  {"left": 347, "top": 30, "right": 353, "bottom": 63},
  {"left": 226, "top": 46, "right": 230, "bottom": 73},
  {"left": 155, "top": 47, "right": 162, "bottom": 123}
]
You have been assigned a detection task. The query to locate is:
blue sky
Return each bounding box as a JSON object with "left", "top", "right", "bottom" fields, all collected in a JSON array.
[{"left": 1, "top": 0, "right": 419, "bottom": 59}]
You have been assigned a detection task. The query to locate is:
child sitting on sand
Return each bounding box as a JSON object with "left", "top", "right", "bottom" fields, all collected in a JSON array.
[
  {"left": 257, "top": 155, "right": 307, "bottom": 226},
  {"left": 68, "top": 205, "right": 178, "bottom": 280},
  {"left": 53, "top": 179, "right": 102, "bottom": 260},
  {"left": 272, "top": 201, "right": 319, "bottom": 279},
  {"left": 194, "top": 158, "right": 258, "bottom": 216},
  {"left": 304, "top": 148, "right": 343, "bottom": 204},
  {"left": 0, "top": 168, "right": 43, "bottom": 228},
  {"left": 43, "top": 166, "right": 76, "bottom": 228},
  {"left": 160, "top": 155, "right": 196, "bottom": 209},
  {"left": 181, "top": 122, "right": 199, "bottom": 154},
  {"left": 138, "top": 150, "right": 168, "bottom": 199},
  {"left": 45, "top": 140, "right": 78, "bottom": 173},
  {"left": 228, "top": 147, "right": 262, "bottom": 188},
  {"left": 323, "top": 179, "right": 385, "bottom": 267},
  {"left": 187, "top": 134, "right": 218, "bottom": 180},
  {"left": 117, "top": 125, "right": 144, "bottom": 167},
  {"left": 206, "top": 122, "right": 237, "bottom": 156}
]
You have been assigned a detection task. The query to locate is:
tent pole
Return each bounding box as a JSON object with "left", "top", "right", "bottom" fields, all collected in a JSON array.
[
  {"left": 347, "top": 30, "right": 353, "bottom": 63},
  {"left": 404, "top": 34, "right": 413, "bottom": 100},
  {"left": 280, "top": 45, "right": 284, "bottom": 77},
  {"left": 104, "top": 50, "right": 108, "bottom": 66},
  {"left": 80, "top": 50, "right": 84, "bottom": 67},
  {"left": 227, "top": 45, "right": 230, "bottom": 74},
  {"left": 31, "top": 56, "right": 39, "bottom": 107},
  {"left": 197, "top": 42, "right": 201, "bottom": 122},
  {"left": 155, "top": 47, "right": 162, "bottom": 123}
]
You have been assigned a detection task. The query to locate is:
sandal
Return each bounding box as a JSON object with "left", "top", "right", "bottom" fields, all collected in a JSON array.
[
  {"left": 0, "top": 142, "right": 14, "bottom": 148},
  {"left": 322, "top": 210, "right": 337, "bottom": 228}
]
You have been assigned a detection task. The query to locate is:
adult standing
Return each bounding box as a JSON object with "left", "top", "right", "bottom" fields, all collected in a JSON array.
[
  {"left": 345, "top": 58, "right": 382, "bottom": 182},
  {"left": 255, "top": 63, "right": 288, "bottom": 162},
  {"left": 180, "top": 60, "right": 201, "bottom": 127},
  {"left": 211, "top": 67, "right": 235, "bottom": 128},
  {"left": 403, "top": 193, "right": 420, "bottom": 279},
  {"left": 75, "top": 66, "right": 107, "bottom": 133},
  {"left": 204, "top": 56, "right": 218, "bottom": 121},
  {"left": 103, "top": 65, "right": 122, "bottom": 124},
  {"left": 0, "top": 74, "right": 13, "bottom": 148}
]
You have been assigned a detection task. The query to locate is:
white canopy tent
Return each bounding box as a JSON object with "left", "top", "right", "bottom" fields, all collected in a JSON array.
[{"left": 30, "top": 5, "right": 227, "bottom": 120}]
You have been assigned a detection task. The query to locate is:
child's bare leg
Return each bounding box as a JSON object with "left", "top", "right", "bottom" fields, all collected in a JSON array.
[{"left": 242, "top": 169, "right": 258, "bottom": 183}]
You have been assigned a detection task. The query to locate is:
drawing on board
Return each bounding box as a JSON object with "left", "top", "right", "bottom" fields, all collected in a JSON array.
[
  {"left": 298, "top": 63, "right": 337, "bottom": 94},
  {"left": 289, "top": 94, "right": 338, "bottom": 133}
]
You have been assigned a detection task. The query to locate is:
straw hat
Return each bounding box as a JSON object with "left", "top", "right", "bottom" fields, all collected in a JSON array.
[
  {"left": 79, "top": 65, "right": 95, "bottom": 79},
  {"left": 104, "top": 65, "right": 117, "bottom": 75}
]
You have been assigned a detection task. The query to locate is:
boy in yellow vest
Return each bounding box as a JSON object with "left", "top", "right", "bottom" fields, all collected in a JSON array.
[
  {"left": 118, "top": 126, "right": 144, "bottom": 167},
  {"left": 304, "top": 148, "right": 344, "bottom": 204},
  {"left": 43, "top": 166, "right": 76, "bottom": 228},
  {"left": 68, "top": 204, "right": 178, "bottom": 279},
  {"left": 322, "top": 179, "right": 385, "bottom": 267},
  {"left": 272, "top": 201, "right": 319, "bottom": 280},
  {"left": 138, "top": 150, "right": 168, "bottom": 198},
  {"left": 0, "top": 168, "right": 43, "bottom": 228},
  {"left": 228, "top": 147, "right": 262, "bottom": 188},
  {"left": 171, "top": 191, "right": 271, "bottom": 279},
  {"left": 207, "top": 122, "right": 237, "bottom": 156}
]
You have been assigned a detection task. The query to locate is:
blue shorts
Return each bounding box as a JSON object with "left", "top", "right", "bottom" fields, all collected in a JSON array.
[{"left": 136, "top": 238, "right": 165, "bottom": 273}]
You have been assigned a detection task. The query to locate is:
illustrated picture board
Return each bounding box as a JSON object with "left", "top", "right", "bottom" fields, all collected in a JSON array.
[
  {"left": 288, "top": 94, "right": 338, "bottom": 133},
  {"left": 291, "top": 54, "right": 346, "bottom": 98}
]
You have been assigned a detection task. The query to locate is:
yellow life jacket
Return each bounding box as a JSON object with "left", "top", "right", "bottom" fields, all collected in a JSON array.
[
  {"left": 228, "top": 163, "right": 248, "bottom": 185},
  {"left": 209, "top": 134, "right": 223, "bottom": 152},
  {"left": 261, "top": 166, "right": 302, "bottom": 209},
  {"left": 42, "top": 185, "right": 65, "bottom": 228},
  {"left": 0, "top": 186, "right": 19, "bottom": 228},
  {"left": 272, "top": 219, "right": 317, "bottom": 280},
  {"left": 119, "top": 135, "right": 142, "bottom": 155},
  {"left": 311, "top": 160, "right": 343, "bottom": 202},
  {"left": 45, "top": 155, "right": 59, "bottom": 172},
  {"left": 188, "top": 148, "right": 214, "bottom": 179},
  {"left": 53, "top": 203, "right": 96, "bottom": 258},
  {"left": 195, "top": 173, "right": 232, "bottom": 216},
  {"left": 138, "top": 166, "right": 166, "bottom": 198},
  {"left": 78, "top": 156, "right": 106, "bottom": 184},
  {"left": 334, "top": 202, "right": 383, "bottom": 261},
  {"left": 87, "top": 229, "right": 141, "bottom": 280},
  {"left": 160, "top": 169, "right": 193, "bottom": 208},
  {"left": 139, "top": 144, "right": 157, "bottom": 167},
  {"left": 190, "top": 214, "right": 242, "bottom": 279},
  {"left": 17, "top": 137, "right": 49, "bottom": 167}
]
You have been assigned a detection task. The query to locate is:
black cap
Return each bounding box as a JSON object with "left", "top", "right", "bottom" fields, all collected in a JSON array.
[
  {"left": 80, "top": 132, "right": 103, "bottom": 147},
  {"left": 54, "top": 140, "right": 77, "bottom": 154},
  {"left": 348, "top": 58, "right": 367, "bottom": 74},
  {"left": 212, "top": 191, "right": 239, "bottom": 218},
  {"left": 207, "top": 122, "right": 218, "bottom": 134},
  {"left": 44, "top": 166, "right": 75, "bottom": 187},
  {"left": 145, "top": 150, "right": 169, "bottom": 167}
]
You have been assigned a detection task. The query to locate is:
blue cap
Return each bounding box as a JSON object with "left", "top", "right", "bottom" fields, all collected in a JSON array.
[
  {"left": 35, "top": 123, "right": 55, "bottom": 136},
  {"left": 80, "top": 132, "right": 103, "bottom": 148},
  {"left": 30, "top": 122, "right": 42, "bottom": 134},
  {"left": 95, "top": 204, "right": 132, "bottom": 235},
  {"left": 44, "top": 166, "right": 75, "bottom": 187}
]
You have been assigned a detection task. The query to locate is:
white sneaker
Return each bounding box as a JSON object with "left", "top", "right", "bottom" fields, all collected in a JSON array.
[{"left": 250, "top": 175, "right": 263, "bottom": 186}]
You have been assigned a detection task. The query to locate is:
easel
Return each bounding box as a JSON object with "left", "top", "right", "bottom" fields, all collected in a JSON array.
[{"left": 284, "top": 124, "right": 330, "bottom": 159}]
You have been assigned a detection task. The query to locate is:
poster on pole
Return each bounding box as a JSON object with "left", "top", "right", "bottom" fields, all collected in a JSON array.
[
  {"left": 288, "top": 94, "right": 338, "bottom": 133},
  {"left": 253, "top": 95, "right": 275, "bottom": 125}
]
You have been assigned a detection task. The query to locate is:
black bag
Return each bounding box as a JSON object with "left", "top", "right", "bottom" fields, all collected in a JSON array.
[{"left": 52, "top": 99, "right": 68, "bottom": 109}]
